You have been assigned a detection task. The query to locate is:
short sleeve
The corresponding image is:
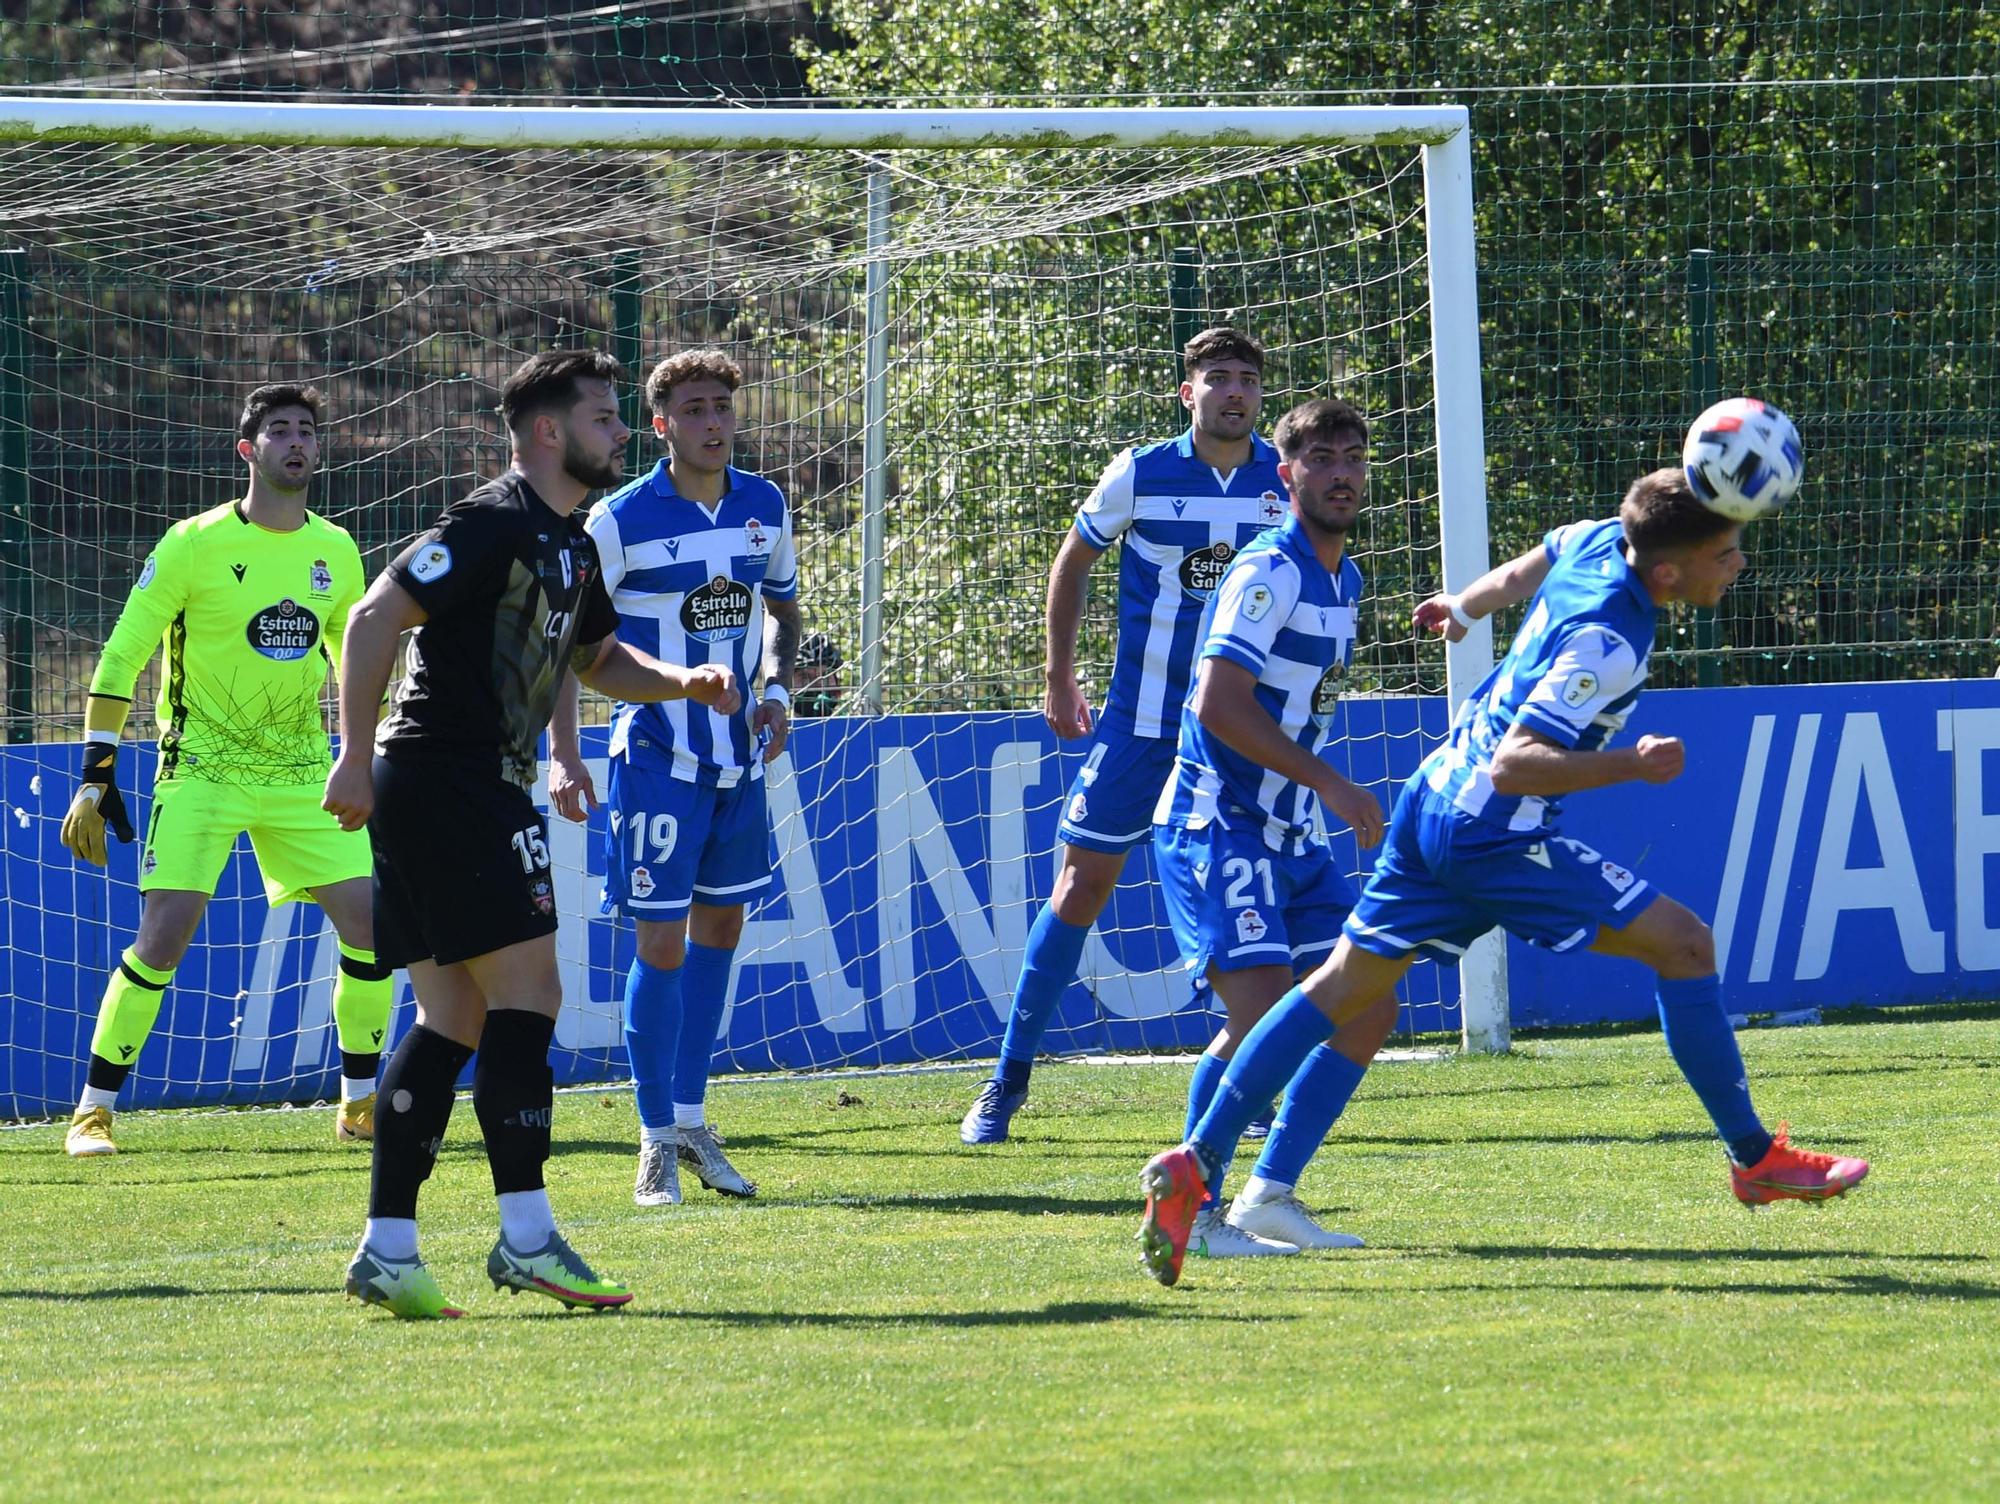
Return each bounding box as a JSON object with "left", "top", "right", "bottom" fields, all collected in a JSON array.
[
  {"left": 576, "top": 571, "right": 619, "bottom": 648},
  {"left": 1543, "top": 518, "right": 1606, "bottom": 564},
  {"left": 386, "top": 500, "right": 513, "bottom": 619},
  {"left": 1072, "top": 448, "right": 1137, "bottom": 550},
  {"left": 1516, "top": 625, "right": 1642, "bottom": 747},
  {"left": 585, "top": 502, "right": 625, "bottom": 594},
  {"left": 764, "top": 497, "right": 799, "bottom": 600},
  {"left": 1201, "top": 548, "right": 1302, "bottom": 679}
]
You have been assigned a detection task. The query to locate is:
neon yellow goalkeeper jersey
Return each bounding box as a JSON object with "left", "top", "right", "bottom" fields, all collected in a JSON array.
[{"left": 91, "top": 501, "right": 366, "bottom": 786}]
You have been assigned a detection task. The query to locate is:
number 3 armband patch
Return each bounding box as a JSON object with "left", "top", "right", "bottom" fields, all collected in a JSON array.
[
  {"left": 408, "top": 542, "right": 452, "bottom": 583},
  {"left": 1559, "top": 669, "right": 1598, "bottom": 708}
]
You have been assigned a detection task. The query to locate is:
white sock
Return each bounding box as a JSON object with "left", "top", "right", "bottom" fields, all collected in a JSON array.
[
  {"left": 672, "top": 1103, "right": 705, "bottom": 1130},
  {"left": 77, "top": 1085, "right": 119, "bottom": 1112},
  {"left": 1238, "top": 1175, "right": 1293, "bottom": 1207},
  {"left": 340, "top": 1075, "right": 375, "bottom": 1102},
  {"left": 364, "top": 1217, "right": 419, "bottom": 1261},
  {"left": 639, "top": 1122, "right": 676, "bottom": 1146},
  {"left": 497, "top": 1188, "right": 556, "bottom": 1249}
]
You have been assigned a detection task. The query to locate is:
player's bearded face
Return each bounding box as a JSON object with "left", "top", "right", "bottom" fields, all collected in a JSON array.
[
  {"left": 249, "top": 409, "right": 318, "bottom": 493},
  {"left": 1284, "top": 432, "right": 1368, "bottom": 537},
  {"left": 560, "top": 421, "right": 625, "bottom": 489}
]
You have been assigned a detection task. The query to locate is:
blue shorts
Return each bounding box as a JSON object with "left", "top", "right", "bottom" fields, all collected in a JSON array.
[
  {"left": 1056, "top": 726, "right": 1177, "bottom": 854},
  {"left": 601, "top": 757, "right": 774, "bottom": 921},
  {"left": 1343, "top": 779, "right": 1653, "bottom": 960},
  {"left": 1155, "top": 820, "right": 1356, "bottom": 978}
]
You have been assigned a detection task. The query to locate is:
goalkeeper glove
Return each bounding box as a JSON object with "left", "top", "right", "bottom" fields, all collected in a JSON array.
[{"left": 61, "top": 739, "right": 136, "bottom": 866}]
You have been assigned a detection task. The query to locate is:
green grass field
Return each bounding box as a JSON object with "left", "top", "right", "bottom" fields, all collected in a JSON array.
[{"left": 6, "top": 1010, "right": 1999, "bottom": 1502}]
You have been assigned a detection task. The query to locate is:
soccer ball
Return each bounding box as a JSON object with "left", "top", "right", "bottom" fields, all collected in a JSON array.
[{"left": 1681, "top": 397, "right": 1804, "bottom": 522}]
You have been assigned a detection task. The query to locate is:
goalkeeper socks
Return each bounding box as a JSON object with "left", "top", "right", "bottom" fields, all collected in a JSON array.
[
  {"left": 1252, "top": 1044, "right": 1365, "bottom": 1189},
  {"left": 673, "top": 941, "right": 735, "bottom": 1117},
  {"left": 474, "top": 1008, "right": 557, "bottom": 1197},
  {"left": 85, "top": 947, "right": 174, "bottom": 1080},
  {"left": 1656, "top": 974, "right": 1771, "bottom": 1166},
  {"left": 994, "top": 906, "right": 1091, "bottom": 1085},
  {"left": 622, "top": 957, "right": 683, "bottom": 1134},
  {"left": 332, "top": 941, "right": 393, "bottom": 1086},
  {"left": 1183, "top": 1050, "right": 1232, "bottom": 1206},
  {"left": 1190, "top": 987, "right": 1329, "bottom": 1173},
  {"left": 497, "top": 1189, "right": 557, "bottom": 1249},
  {"left": 363, "top": 1217, "right": 418, "bottom": 1261},
  {"left": 369, "top": 1024, "right": 473, "bottom": 1220}
]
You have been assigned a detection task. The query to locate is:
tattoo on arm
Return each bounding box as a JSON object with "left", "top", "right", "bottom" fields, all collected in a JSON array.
[
  {"left": 571, "top": 637, "right": 602, "bottom": 675},
  {"left": 764, "top": 600, "right": 802, "bottom": 689}
]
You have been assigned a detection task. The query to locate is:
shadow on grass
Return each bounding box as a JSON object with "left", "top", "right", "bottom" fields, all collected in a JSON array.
[
  {"left": 616, "top": 1299, "right": 1259, "bottom": 1327},
  {"left": 1449, "top": 1244, "right": 1986, "bottom": 1265}
]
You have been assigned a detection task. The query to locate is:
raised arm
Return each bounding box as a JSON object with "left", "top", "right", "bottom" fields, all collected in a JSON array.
[{"left": 1414, "top": 542, "right": 1554, "bottom": 642}]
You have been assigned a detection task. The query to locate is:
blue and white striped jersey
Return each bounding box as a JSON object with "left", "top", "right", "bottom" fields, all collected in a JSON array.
[
  {"left": 1157, "top": 514, "right": 1365, "bottom": 852},
  {"left": 1423, "top": 517, "right": 1655, "bottom": 833},
  {"left": 1073, "top": 429, "right": 1289, "bottom": 740},
  {"left": 586, "top": 460, "right": 799, "bottom": 785}
]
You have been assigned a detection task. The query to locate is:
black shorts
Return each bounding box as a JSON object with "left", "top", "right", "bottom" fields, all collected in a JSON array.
[{"left": 368, "top": 754, "right": 559, "bottom": 969}]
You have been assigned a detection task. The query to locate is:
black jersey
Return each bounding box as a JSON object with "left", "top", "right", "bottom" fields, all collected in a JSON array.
[{"left": 375, "top": 469, "right": 619, "bottom": 789}]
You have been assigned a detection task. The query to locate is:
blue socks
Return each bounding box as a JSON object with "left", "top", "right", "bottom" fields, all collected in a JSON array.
[
  {"left": 1656, "top": 974, "right": 1771, "bottom": 1167},
  {"left": 1253, "top": 1044, "right": 1366, "bottom": 1189},
  {"left": 1183, "top": 1051, "right": 1232, "bottom": 1205},
  {"left": 622, "top": 958, "right": 683, "bottom": 1134},
  {"left": 992, "top": 905, "right": 1091, "bottom": 1089},
  {"left": 675, "top": 941, "right": 735, "bottom": 1113},
  {"left": 1189, "top": 987, "right": 1329, "bottom": 1181}
]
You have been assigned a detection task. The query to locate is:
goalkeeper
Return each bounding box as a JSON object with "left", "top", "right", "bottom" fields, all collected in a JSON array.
[{"left": 59, "top": 384, "right": 391, "bottom": 1156}]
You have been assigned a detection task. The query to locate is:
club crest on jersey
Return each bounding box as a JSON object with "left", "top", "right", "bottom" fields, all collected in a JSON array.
[
  {"left": 1235, "top": 907, "right": 1268, "bottom": 944},
  {"left": 309, "top": 558, "right": 332, "bottom": 596},
  {"left": 1067, "top": 792, "right": 1089, "bottom": 825},
  {"left": 630, "top": 865, "right": 656, "bottom": 899},
  {"left": 1600, "top": 860, "right": 1636, "bottom": 892},
  {"left": 246, "top": 597, "right": 321, "bottom": 661},
  {"left": 682, "top": 574, "right": 753, "bottom": 642},
  {"left": 408, "top": 542, "right": 451, "bottom": 583},
  {"left": 1312, "top": 663, "right": 1346, "bottom": 721},
  {"left": 1178, "top": 540, "right": 1236, "bottom": 596},
  {"left": 743, "top": 518, "right": 771, "bottom": 555},
  {"left": 1259, "top": 492, "right": 1284, "bottom": 525},
  {"left": 530, "top": 877, "right": 554, "bottom": 915}
]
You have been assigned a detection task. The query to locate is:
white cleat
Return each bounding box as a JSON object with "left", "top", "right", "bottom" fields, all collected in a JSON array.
[
  {"left": 1227, "top": 1193, "right": 1366, "bottom": 1251},
  {"left": 677, "top": 1124, "right": 757, "bottom": 1198},
  {"left": 1185, "top": 1204, "right": 1298, "bottom": 1259},
  {"left": 634, "top": 1137, "right": 682, "bottom": 1206}
]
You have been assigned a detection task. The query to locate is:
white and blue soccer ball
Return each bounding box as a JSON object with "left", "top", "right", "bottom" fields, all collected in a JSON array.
[{"left": 1681, "top": 397, "right": 1804, "bottom": 522}]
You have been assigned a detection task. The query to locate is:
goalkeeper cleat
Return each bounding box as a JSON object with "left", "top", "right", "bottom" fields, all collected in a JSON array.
[
  {"left": 677, "top": 1124, "right": 757, "bottom": 1197},
  {"left": 1729, "top": 1123, "right": 1870, "bottom": 1207},
  {"left": 959, "top": 1079, "right": 1029, "bottom": 1145},
  {"left": 64, "top": 1106, "right": 118, "bottom": 1157},
  {"left": 344, "top": 1245, "right": 464, "bottom": 1320},
  {"left": 1137, "top": 1145, "right": 1208, "bottom": 1287},
  {"left": 336, "top": 1094, "right": 376, "bottom": 1142},
  {"left": 634, "top": 1137, "right": 682, "bottom": 1207},
  {"left": 487, "top": 1230, "right": 633, "bottom": 1311},
  {"left": 1187, "top": 1204, "right": 1299, "bottom": 1259},
  {"left": 1226, "top": 1193, "right": 1365, "bottom": 1251}
]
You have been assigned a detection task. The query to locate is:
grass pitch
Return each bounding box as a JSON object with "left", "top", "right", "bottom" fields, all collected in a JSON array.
[{"left": 6, "top": 1009, "right": 1999, "bottom": 1503}]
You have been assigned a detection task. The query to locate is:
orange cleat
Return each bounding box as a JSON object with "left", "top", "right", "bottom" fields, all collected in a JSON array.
[
  {"left": 1137, "top": 1145, "right": 1208, "bottom": 1286},
  {"left": 1730, "top": 1123, "right": 1869, "bottom": 1207}
]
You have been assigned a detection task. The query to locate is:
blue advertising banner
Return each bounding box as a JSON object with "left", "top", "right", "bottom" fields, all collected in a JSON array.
[{"left": 4, "top": 678, "right": 1996, "bottom": 1118}]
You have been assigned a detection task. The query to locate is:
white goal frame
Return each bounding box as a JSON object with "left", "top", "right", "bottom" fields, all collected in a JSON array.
[{"left": 0, "top": 98, "right": 1509, "bottom": 1053}]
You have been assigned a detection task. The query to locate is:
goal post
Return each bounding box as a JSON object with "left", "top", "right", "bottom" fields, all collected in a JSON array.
[{"left": 0, "top": 100, "right": 1506, "bottom": 1119}]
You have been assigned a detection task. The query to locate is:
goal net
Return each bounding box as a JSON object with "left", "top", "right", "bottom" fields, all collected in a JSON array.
[{"left": 0, "top": 103, "right": 1497, "bottom": 1118}]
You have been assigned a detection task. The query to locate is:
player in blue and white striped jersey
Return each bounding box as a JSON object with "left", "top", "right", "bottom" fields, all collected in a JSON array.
[
  {"left": 959, "top": 328, "right": 1294, "bottom": 1145},
  {"left": 1148, "top": 398, "right": 1399, "bottom": 1260},
  {"left": 549, "top": 349, "right": 801, "bottom": 1208},
  {"left": 1138, "top": 468, "right": 1869, "bottom": 1284}
]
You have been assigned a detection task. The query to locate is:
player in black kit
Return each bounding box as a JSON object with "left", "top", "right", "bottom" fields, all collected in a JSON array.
[{"left": 323, "top": 350, "right": 736, "bottom": 1319}]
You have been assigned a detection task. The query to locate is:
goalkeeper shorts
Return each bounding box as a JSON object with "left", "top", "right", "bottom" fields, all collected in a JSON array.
[{"left": 140, "top": 776, "right": 371, "bottom": 905}]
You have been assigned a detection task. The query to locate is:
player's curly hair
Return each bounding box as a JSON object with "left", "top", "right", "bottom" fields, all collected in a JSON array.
[
  {"left": 647, "top": 349, "right": 743, "bottom": 415},
  {"left": 1274, "top": 397, "right": 1368, "bottom": 459},
  {"left": 1182, "top": 326, "right": 1265, "bottom": 378},
  {"left": 500, "top": 349, "right": 627, "bottom": 434},
  {"left": 238, "top": 383, "right": 324, "bottom": 442},
  {"left": 1621, "top": 468, "right": 1737, "bottom": 557}
]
